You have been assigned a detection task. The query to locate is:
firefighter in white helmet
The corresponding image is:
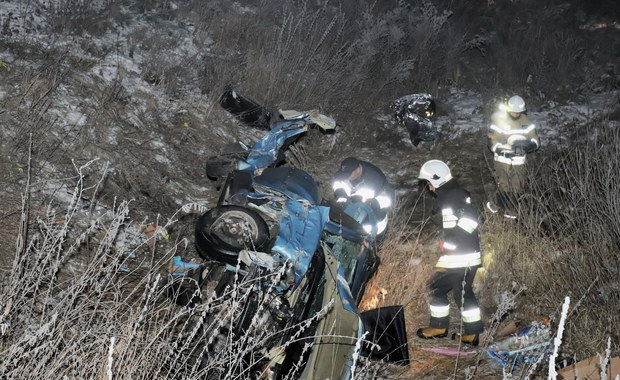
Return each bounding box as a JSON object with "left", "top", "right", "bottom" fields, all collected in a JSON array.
[
  {"left": 416, "top": 160, "right": 484, "bottom": 345},
  {"left": 487, "top": 95, "right": 540, "bottom": 217},
  {"left": 332, "top": 157, "right": 394, "bottom": 235}
]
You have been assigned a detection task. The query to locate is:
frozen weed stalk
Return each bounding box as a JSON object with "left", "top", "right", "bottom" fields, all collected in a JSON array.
[{"left": 548, "top": 296, "right": 570, "bottom": 380}]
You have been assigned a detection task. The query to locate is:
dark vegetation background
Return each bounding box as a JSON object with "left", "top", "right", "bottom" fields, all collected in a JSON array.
[{"left": 0, "top": 0, "right": 619, "bottom": 378}]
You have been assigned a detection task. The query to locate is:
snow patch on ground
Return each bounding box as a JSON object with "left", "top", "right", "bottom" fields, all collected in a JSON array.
[
  {"left": 439, "top": 87, "right": 485, "bottom": 137},
  {"left": 44, "top": 87, "right": 89, "bottom": 142},
  {"left": 0, "top": 1, "right": 50, "bottom": 35},
  {"left": 531, "top": 89, "right": 619, "bottom": 146},
  {"left": 93, "top": 53, "right": 143, "bottom": 81},
  {"left": 231, "top": 2, "right": 257, "bottom": 15},
  {"left": 151, "top": 139, "right": 172, "bottom": 164}
]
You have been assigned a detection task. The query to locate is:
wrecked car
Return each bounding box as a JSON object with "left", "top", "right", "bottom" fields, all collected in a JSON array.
[{"left": 168, "top": 90, "right": 408, "bottom": 379}]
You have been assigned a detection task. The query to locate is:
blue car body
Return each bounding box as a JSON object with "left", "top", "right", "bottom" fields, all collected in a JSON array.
[{"left": 219, "top": 113, "right": 375, "bottom": 296}]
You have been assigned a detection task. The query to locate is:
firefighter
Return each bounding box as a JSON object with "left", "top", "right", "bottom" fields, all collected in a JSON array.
[
  {"left": 332, "top": 157, "right": 394, "bottom": 235},
  {"left": 416, "top": 160, "right": 484, "bottom": 345},
  {"left": 487, "top": 95, "right": 540, "bottom": 218}
]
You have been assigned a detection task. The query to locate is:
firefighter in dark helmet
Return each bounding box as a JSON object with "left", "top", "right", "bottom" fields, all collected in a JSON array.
[{"left": 332, "top": 157, "right": 394, "bottom": 235}]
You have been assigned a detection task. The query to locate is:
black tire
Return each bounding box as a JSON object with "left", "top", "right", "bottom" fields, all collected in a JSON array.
[{"left": 195, "top": 205, "right": 270, "bottom": 264}]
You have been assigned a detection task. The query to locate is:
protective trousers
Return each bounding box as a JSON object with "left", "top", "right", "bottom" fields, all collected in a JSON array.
[
  {"left": 493, "top": 160, "right": 525, "bottom": 211},
  {"left": 428, "top": 266, "right": 483, "bottom": 335},
  {"left": 493, "top": 160, "right": 524, "bottom": 193}
]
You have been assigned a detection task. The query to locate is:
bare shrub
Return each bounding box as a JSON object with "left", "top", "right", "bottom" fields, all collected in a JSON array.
[{"left": 194, "top": 1, "right": 465, "bottom": 121}]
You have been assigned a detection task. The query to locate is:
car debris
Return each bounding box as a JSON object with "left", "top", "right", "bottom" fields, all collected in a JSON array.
[
  {"left": 486, "top": 319, "right": 553, "bottom": 369},
  {"left": 391, "top": 93, "right": 440, "bottom": 146}
]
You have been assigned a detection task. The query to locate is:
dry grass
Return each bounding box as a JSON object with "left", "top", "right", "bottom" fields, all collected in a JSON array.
[{"left": 480, "top": 118, "right": 620, "bottom": 360}]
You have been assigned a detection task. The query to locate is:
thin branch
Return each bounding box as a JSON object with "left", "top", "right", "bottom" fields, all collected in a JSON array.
[{"left": 15, "top": 133, "right": 34, "bottom": 259}]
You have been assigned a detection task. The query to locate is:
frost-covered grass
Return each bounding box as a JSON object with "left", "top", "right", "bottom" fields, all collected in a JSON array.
[
  {"left": 0, "top": 161, "right": 418, "bottom": 379},
  {"left": 0, "top": 161, "right": 346, "bottom": 379}
]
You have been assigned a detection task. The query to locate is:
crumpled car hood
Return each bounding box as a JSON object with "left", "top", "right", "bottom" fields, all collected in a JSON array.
[
  {"left": 253, "top": 167, "right": 321, "bottom": 205},
  {"left": 272, "top": 199, "right": 330, "bottom": 285}
]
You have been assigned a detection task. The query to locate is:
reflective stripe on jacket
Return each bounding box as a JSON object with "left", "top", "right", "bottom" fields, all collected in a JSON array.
[
  {"left": 433, "top": 179, "right": 481, "bottom": 269},
  {"left": 332, "top": 161, "right": 394, "bottom": 213},
  {"left": 488, "top": 111, "right": 539, "bottom": 165},
  {"left": 436, "top": 252, "right": 482, "bottom": 268}
]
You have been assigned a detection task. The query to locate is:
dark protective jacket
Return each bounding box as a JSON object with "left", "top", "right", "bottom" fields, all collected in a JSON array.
[
  {"left": 432, "top": 179, "right": 481, "bottom": 268},
  {"left": 333, "top": 161, "right": 394, "bottom": 221}
]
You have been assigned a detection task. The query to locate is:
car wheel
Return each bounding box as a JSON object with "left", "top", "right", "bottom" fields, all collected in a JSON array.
[{"left": 195, "top": 205, "right": 270, "bottom": 264}]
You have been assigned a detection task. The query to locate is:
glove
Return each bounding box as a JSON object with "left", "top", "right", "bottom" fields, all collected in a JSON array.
[
  {"left": 349, "top": 195, "right": 363, "bottom": 204},
  {"left": 364, "top": 198, "right": 382, "bottom": 215},
  {"left": 334, "top": 188, "right": 348, "bottom": 201},
  {"left": 523, "top": 140, "right": 538, "bottom": 153},
  {"left": 514, "top": 145, "right": 525, "bottom": 155},
  {"left": 512, "top": 140, "right": 538, "bottom": 155}
]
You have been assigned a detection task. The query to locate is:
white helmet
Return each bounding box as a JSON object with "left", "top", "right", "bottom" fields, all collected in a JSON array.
[
  {"left": 418, "top": 160, "right": 452, "bottom": 188},
  {"left": 506, "top": 95, "right": 526, "bottom": 113}
]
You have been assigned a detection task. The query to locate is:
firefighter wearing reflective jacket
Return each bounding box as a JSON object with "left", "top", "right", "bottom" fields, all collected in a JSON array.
[
  {"left": 487, "top": 95, "right": 540, "bottom": 217},
  {"left": 416, "top": 160, "right": 484, "bottom": 345},
  {"left": 332, "top": 157, "right": 394, "bottom": 235}
]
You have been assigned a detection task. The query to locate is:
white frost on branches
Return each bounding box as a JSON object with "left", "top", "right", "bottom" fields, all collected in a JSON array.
[{"left": 548, "top": 296, "right": 570, "bottom": 380}]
